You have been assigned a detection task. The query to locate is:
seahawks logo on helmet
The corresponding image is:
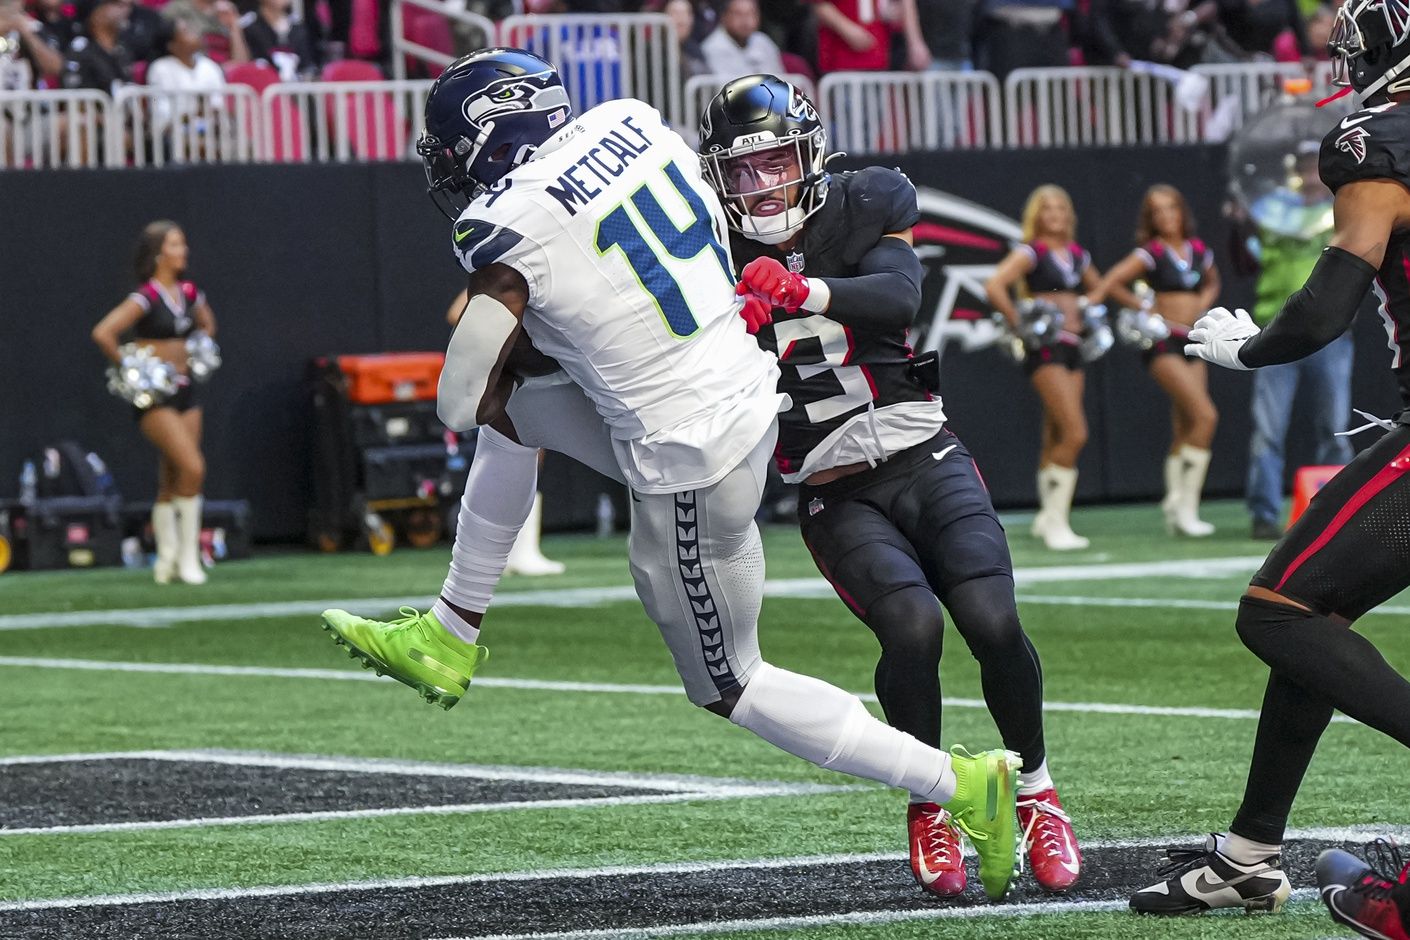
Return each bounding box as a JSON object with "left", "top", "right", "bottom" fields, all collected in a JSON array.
[
  {"left": 1336, "top": 125, "right": 1370, "bottom": 163},
  {"left": 461, "top": 70, "right": 570, "bottom": 129}
]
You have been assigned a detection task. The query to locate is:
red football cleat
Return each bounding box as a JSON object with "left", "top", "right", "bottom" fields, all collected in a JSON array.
[
  {"left": 1017, "top": 787, "right": 1082, "bottom": 892},
  {"left": 1318, "top": 843, "right": 1410, "bottom": 940},
  {"left": 908, "top": 801, "right": 967, "bottom": 897}
]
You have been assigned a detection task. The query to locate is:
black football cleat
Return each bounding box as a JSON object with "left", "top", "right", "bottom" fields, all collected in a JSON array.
[{"left": 1130, "top": 834, "right": 1290, "bottom": 915}]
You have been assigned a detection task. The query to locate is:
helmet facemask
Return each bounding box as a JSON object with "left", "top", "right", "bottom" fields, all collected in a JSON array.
[
  {"left": 1329, "top": 0, "right": 1410, "bottom": 99},
  {"left": 702, "top": 128, "right": 827, "bottom": 245}
]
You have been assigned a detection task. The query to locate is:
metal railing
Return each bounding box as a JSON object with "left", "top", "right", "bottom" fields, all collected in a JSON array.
[
  {"left": 499, "top": 13, "right": 680, "bottom": 126},
  {"left": 390, "top": 0, "right": 496, "bottom": 81},
  {"left": 821, "top": 70, "right": 1003, "bottom": 154},
  {"left": 1004, "top": 67, "right": 1205, "bottom": 148},
  {"left": 261, "top": 80, "right": 433, "bottom": 162},
  {"left": 0, "top": 89, "right": 107, "bottom": 169},
  {"left": 681, "top": 72, "right": 817, "bottom": 146},
  {"left": 110, "top": 85, "right": 261, "bottom": 167},
  {"left": 0, "top": 61, "right": 1357, "bottom": 172}
]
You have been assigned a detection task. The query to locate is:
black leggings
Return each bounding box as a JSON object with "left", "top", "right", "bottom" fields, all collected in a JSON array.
[
  {"left": 865, "top": 577, "right": 1046, "bottom": 769},
  {"left": 799, "top": 429, "right": 1047, "bottom": 770}
]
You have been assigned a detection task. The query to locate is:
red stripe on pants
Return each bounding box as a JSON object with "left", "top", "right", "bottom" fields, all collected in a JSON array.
[{"left": 1274, "top": 442, "right": 1410, "bottom": 593}]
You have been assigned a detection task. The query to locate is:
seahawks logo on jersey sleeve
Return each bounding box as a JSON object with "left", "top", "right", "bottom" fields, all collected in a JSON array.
[{"left": 453, "top": 216, "right": 527, "bottom": 272}]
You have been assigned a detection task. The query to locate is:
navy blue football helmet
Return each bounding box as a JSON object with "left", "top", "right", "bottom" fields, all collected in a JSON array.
[{"left": 417, "top": 48, "right": 573, "bottom": 208}]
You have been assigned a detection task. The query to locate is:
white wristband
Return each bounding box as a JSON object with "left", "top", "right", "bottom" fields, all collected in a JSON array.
[{"left": 800, "top": 277, "right": 831, "bottom": 314}]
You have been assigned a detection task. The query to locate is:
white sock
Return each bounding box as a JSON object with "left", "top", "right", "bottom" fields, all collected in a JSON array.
[
  {"left": 431, "top": 597, "right": 479, "bottom": 644},
  {"left": 1218, "top": 832, "right": 1281, "bottom": 864},
  {"left": 1018, "top": 759, "right": 1053, "bottom": 796},
  {"left": 437, "top": 427, "right": 540, "bottom": 627},
  {"left": 730, "top": 662, "right": 957, "bottom": 803}
]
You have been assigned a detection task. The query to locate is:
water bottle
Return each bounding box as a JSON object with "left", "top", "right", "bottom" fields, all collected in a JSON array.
[
  {"left": 121, "top": 537, "right": 144, "bottom": 569},
  {"left": 18, "top": 460, "right": 36, "bottom": 506},
  {"left": 595, "top": 492, "right": 616, "bottom": 538},
  {"left": 86, "top": 452, "right": 117, "bottom": 496}
]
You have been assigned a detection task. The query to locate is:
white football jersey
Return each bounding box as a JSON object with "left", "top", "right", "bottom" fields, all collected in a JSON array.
[{"left": 453, "top": 98, "right": 783, "bottom": 494}]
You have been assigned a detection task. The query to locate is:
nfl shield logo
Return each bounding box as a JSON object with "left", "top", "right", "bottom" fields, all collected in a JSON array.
[
  {"left": 808, "top": 497, "right": 824, "bottom": 516},
  {"left": 787, "top": 251, "right": 805, "bottom": 274}
]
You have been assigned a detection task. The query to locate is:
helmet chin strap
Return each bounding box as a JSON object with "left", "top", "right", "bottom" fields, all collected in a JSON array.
[
  {"left": 743, "top": 206, "right": 808, "bottom": 245},
  {"left": 1359, "top": 52, "right": 1410, "bottom": 101}
]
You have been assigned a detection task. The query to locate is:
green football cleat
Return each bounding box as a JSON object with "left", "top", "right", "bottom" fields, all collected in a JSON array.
[
  {"left": 321, "top": 606, "right": 488, "bottom": 710},
  {"left": 942, "top": 746, "right": 1020, "bottom": 900}
]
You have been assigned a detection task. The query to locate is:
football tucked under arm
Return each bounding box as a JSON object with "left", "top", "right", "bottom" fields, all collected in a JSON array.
[{"left": 438, "top": 276, "right": 527, "bottom": 431}]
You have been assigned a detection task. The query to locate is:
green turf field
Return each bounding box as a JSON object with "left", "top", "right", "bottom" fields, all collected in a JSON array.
[{"left": 0, "top": 499, "right": 1404, "bottom": 939}]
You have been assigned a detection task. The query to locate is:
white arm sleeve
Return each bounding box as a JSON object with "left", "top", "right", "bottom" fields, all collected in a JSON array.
[{"left": 437, "top": 292, "right": 520, "bottom": 431}]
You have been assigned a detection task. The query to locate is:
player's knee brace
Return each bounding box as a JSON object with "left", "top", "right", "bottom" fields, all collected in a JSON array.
[{"left": 1235, "top": 596, "right": 1315, "bottom": 670}]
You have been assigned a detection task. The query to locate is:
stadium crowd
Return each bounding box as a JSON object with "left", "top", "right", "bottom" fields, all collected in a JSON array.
[{"left": 0, "top": 0, "right": 1339, "bottom": 95}]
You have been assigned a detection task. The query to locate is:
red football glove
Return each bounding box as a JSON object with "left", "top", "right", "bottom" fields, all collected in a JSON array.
[
  {"left": 738, "top": 256, "right": 811, "bottom": 313},
  {"left": 737, "top": 292, "right": 774, "bottom": 334}
]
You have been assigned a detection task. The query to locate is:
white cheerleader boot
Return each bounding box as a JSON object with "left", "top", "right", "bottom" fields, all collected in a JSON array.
[
  {"left": 1036, "top": 465, "right": 1090, "bottom": 551},
  {"left": 151, "top": 502, "right": 178, "bottom": 584},
  {"left": 173, "top": 495, "right": 208, "bottom": 584},
  {"left": 504, "top": 494, "right": 565, "bottom": 576},
  {"left": 1175, "top": 445, "right": 1215, "bottom": 537}
]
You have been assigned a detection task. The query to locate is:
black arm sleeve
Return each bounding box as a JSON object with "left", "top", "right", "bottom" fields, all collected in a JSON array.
[
  {"left": 1238, "top": 245, "right": 1375, "bottom": 367},
  {"left": 816, "top": 235, "right": 924, "bottom": 332}
]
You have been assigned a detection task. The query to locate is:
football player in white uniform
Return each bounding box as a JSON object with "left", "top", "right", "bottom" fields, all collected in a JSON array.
[{"left": 320, "top": 49, "right": 1018, "bottom": 895}]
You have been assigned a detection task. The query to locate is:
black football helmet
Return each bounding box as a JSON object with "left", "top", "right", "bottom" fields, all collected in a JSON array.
[
  {"left": 1329, "top": 0, "right": 1410, "bottom": 100},
  {"left": 416, "top": 48, "right": 572, "bottom": 214},
  {"left": 698, "top": 74, "right": 828, "bottom": 245}
]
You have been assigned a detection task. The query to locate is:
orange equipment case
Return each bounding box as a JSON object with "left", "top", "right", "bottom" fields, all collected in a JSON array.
[
  {"left": 1288, "top": 465, "right": 1344, "bottom": 527},
  {"left": 336, "top": 353, "right": 444, "bottom": 405}
]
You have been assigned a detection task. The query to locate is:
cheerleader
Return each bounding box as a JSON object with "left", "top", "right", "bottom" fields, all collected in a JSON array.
[
  {"left": 986, "top": 185, "right": 1105, "bottom": 550},
  {"left": 92, "top": 221, "right": 217, "bottom": 583},
  {"left": 1098, "top": 185, "right": 1222, "bottom": 537}
]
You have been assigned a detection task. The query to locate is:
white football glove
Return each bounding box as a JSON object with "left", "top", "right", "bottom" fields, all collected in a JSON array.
[{"left": 1184, "top": 306, "right": 1259, "bottom": 371}]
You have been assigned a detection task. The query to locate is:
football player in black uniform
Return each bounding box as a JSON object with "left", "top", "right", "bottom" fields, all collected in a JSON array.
[
  {"left": 1131, "top": 4, "right": 1410, "bottom": 933},
  {"left": 699, "top": 75, "right": 1082, "bottom": 899}
]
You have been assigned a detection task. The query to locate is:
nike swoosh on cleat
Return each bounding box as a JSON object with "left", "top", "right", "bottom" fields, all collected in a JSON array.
[
  {"left": 1193, "top": 867, "right": 1277, "bottom": 895},
  {"left": 914, "top": 850, "right": 949, "bottom": 886},
  {"left": 933, "top": 444, "right": 958, "bottom": 461},
  {"left": 1058, "top": 831, "right": 1081, "bottom": 874}
]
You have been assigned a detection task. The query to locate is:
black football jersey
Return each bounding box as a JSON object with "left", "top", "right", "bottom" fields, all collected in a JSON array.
[
  {"left": 1022, "top": 241, "right": 1090, "bottom": 293},
  {"left": 730, "top": 167, "right": 930, "bottom": 478},
  {"left": 1321, "top": 101, "right": 1410, "bottom": 401}
]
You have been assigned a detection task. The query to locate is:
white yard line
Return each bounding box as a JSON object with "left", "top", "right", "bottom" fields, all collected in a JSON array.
[
  {"left": 0, "top": 789, "right": 827, "bottom": 839},
  {"left": 0, "top": 655, "right": 1360, "bottom": 725},
  {"left": 0, "top": 749, "right": 837, "bottom": 795},
  {"left": 6, "top": 826, "right": 1402, "bottom": 912},
  {"left": 454, "top": 893, "right": 1324, "bottom": 940},
  {"left": 0, "top": 749, "right": 853, "bottom": 837},
  {"left": 0, "top": 556, "right": 1271, "bottom": 630},
  {"left": 1018, "top": 593, "right": 1410, "bottom": 615}
]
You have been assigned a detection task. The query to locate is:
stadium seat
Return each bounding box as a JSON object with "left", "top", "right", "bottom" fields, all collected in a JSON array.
[
  {"left": 780, "top": 52, "right": 815, "bottom": 85},
  {"left": 224, "top": 61, "right": 280, "bottom": 95},
  {"left": 402, "top": 5, "right": 454, "bottom": 78},
  {"left": 348, "top": 0, "right": 381, "bottom": 61},
  {"left": 320, "top": 61, "right": 403, "bottom": 160},
  {"left": 320, "top": 59, "right": 384, "bottom": 83}
]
